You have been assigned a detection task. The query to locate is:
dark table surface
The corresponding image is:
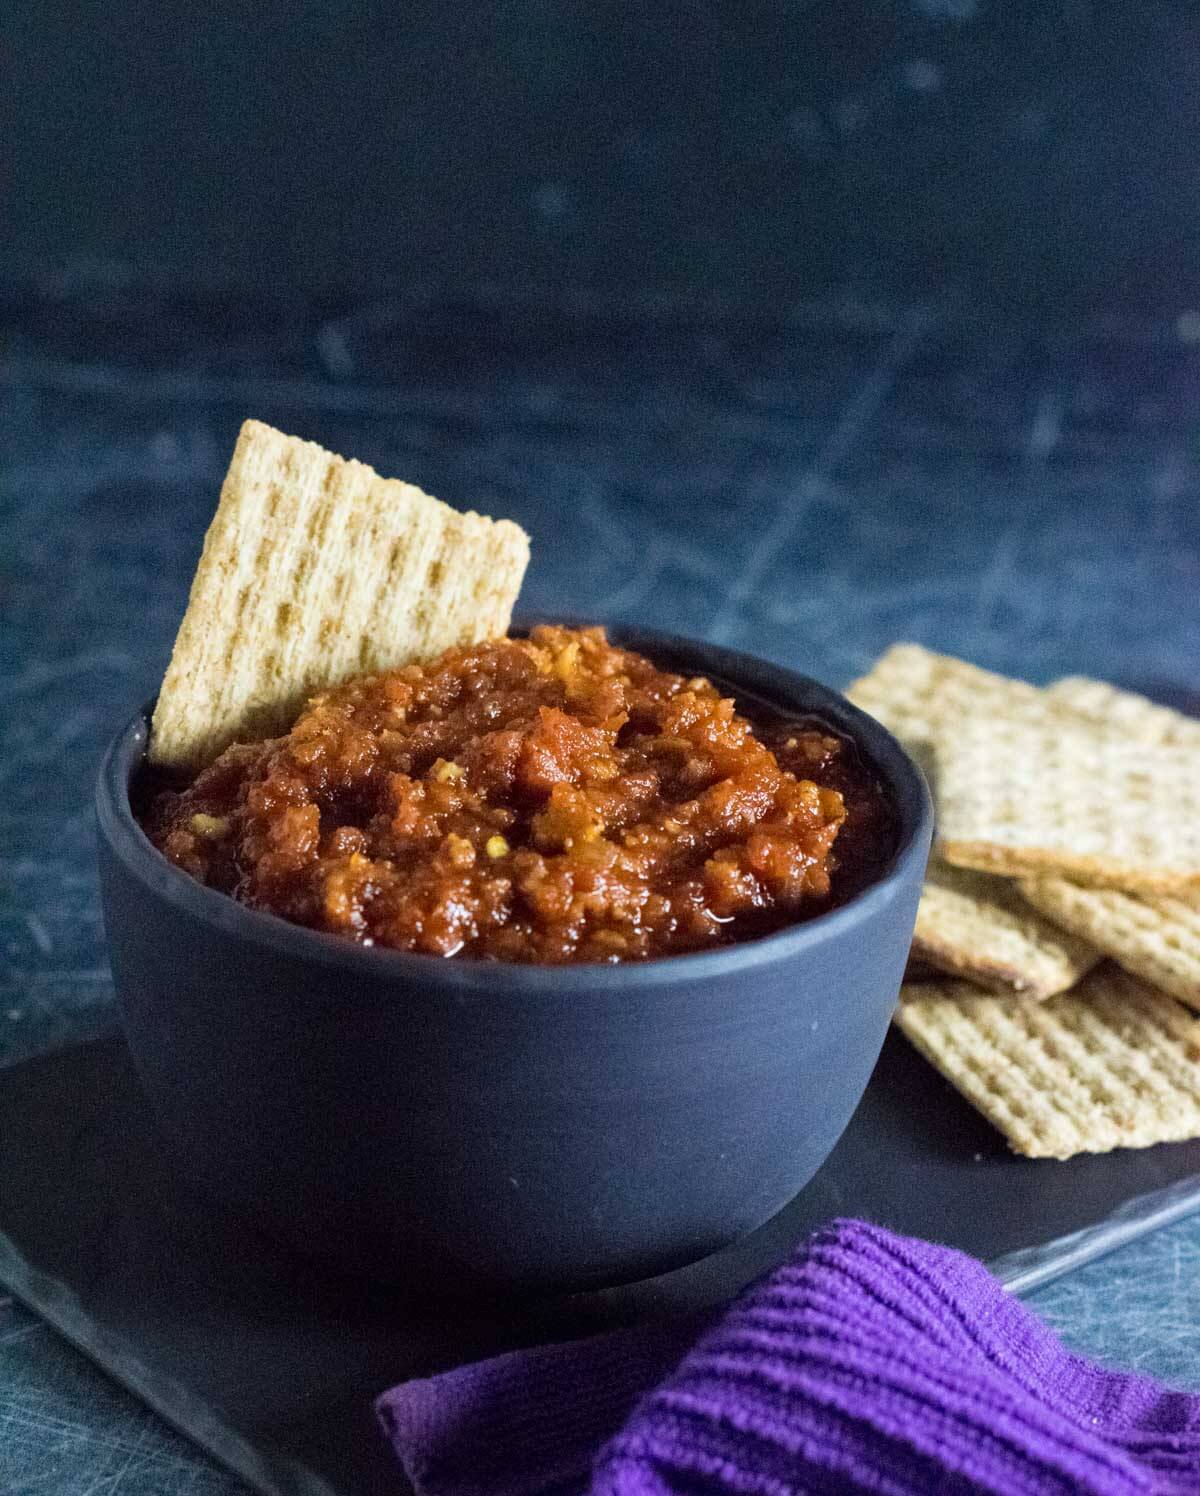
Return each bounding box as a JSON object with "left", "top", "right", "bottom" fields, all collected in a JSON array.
[{"left": 2, "top": 287, "right": 1200, "bottom": 1493}]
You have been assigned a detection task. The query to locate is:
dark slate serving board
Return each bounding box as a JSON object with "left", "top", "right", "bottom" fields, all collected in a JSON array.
[{"left": 3, "top": 1028, "right": 1200, "bottom": 1496}]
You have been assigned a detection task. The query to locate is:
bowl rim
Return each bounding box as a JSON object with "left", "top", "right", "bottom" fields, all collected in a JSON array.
[{"left": 97, "top": 623, "right": 933, "bottom": 995}]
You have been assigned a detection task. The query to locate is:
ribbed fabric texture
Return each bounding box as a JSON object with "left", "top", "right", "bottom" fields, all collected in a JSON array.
[
  {"left": 377, "top": 1221, "right": 1200, "bottom": 1496},
  {"left": 377, "top": 1315, "right": 706, "bottom": 1496}
]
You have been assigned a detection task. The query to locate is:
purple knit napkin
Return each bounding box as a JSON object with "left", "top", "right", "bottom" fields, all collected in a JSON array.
[{"left": 377, "top": 1220, "right": 1200, "bottom": 1496}]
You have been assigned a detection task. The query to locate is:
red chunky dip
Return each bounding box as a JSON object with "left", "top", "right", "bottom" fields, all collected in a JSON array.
[{"left": 142, "top": 625, "right": 895, "bottom": 963}]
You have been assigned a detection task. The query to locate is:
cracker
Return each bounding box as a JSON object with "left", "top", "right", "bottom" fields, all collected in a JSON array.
[
  {"left": 844, "top": 643, "right": 1096, "bottom": 805},
  {"left": 150, "top": 421, "right": 531, "bottom": 768},
  {"left": 1020, "top": 877, "right": 1200, "bottom": 1013},
  {"left": 848, "top": 647, "right": 1102, "bottom": 990},
  {"left": 912, "top": 861, "right": 1100, "bottom": 999},
  {"left": 846, "top": 643, "right": 1056, "bottom": 758},
  {"left": 896, "top": 966, "right": 1200, "bottom": 1158},
  {"left": 848, "top": 647, "right": 1200, "bottom": 759},
  {"left": 1046, "top": 677, "right": 1200, "bottom": 750},
  {"left": 936, "top": 713, "right": 1200, "bottom": 894}
]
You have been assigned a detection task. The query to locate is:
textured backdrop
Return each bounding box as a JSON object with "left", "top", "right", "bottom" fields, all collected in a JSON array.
[{"left": 8, "top": 1, "right": 1200, "bottom": 315}]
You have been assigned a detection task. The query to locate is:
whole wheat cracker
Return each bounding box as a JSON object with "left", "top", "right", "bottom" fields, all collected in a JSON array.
[
  {"left": 912, "top": 862, "right": 1100, "bottom": 1000},
  {"left": 150, "top": 421, "right": 530, "bottom": 768},
  {"left": 848, "top": 643, "right": 1200, "bottom": 870},
  {"left": 845, "top": 643, "right": 1056, "bottom": 780},
  {"left": 1046, "top": 677, "right": 1200, "bottom": 750},
  {"left": 1017, "top": 675, "right": 1200, "bottom": 999},
  {"left": 847, "top": 642, "right": 1200, "bottom": 771},
  {"left": 936, "top": 712, "right": 1200, "bottom": 894},
  {"left": 846, "top": 645, "right": 1105, "bottom": 995},
  {"left": 1020, "top": 877, "right": 1200, "bottom": 1013},
  {"left": 896, "top": 966, "right": 1200, "bottom": 1159},
  {"left": 847, "top": 645, "right": 1200, "bottom": 759}
]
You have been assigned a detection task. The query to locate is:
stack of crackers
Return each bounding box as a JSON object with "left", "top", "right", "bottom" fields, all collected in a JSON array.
[{"left": 848, "top": 645, "right": 1200, "bottom": 1160}]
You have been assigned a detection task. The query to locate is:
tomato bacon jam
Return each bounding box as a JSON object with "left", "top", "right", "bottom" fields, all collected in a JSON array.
[{"left": 141, "top": 626, "right": 895, "bottom": 963}]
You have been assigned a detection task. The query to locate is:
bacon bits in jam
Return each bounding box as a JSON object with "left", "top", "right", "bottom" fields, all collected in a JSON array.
[{"left": 142, "top": 626, "right": 895, "bottom": 963}]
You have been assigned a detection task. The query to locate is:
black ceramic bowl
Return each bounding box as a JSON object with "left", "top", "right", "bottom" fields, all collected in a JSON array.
[{"left": 97, "top": 627, "right": 931, "bottom": 1295}]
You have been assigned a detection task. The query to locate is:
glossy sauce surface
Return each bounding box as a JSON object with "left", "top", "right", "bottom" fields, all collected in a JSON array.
[{"left": 142, "top": 626, "right": 896, "bottom": 962}]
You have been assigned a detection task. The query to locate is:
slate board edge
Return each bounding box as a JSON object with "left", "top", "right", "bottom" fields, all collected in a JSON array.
[
  {"left": 990, "top": 1169, "right": 1200, "bottom": 1294},
  {"left": 0, "top": 1231, "right": 331, "bottom": 1496},
  {"left": 4, "top": 1172, "right": 1200, "bottom": 1496}
]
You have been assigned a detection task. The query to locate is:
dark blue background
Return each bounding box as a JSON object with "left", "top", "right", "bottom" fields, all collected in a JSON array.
[{"left": 8, "top": 0, "right": 1200, "bottom": 315}]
